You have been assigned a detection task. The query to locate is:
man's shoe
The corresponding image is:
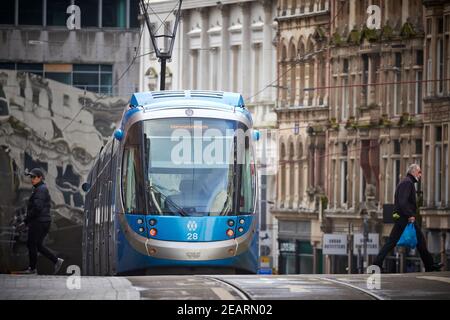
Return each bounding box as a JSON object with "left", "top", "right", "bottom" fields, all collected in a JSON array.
[
  {"left": 431, "top": 262, "right": 444, "bottom": 271},
  {"left": 20, "top": 268, "right": 37, "bottom": 275},
  {"left": 54, "top": 258, "right": 64, "bottom": 274}
]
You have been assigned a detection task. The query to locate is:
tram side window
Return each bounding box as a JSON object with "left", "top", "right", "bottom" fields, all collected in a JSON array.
[
  {"left": 240, "top": 134, "right": 256, "bottom": 214},
  {"left": 122, "top": 122, "right": 146, "bottom": 214}
]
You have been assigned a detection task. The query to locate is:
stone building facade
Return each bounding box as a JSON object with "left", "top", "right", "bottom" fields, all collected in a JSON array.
[
  {"left": 420, "top": 0, "right": 450, "bottom": 271},
  {"left": 273, "top": 0, "right": 330, "bottom": 274},
  {"left": 275, "top": 0, "right": 449, "bottom": 274}
]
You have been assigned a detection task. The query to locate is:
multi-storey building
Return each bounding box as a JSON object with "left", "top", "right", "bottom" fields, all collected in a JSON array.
[
  {"left": 273, "top": 0, "right": 330, "bottom": 274},
  {"left": 0, "top": 0, "right": 141, "bottom": 96},
  {"left": 421, "top": 0, "right": 450, "bottom": 271},
  {"left": 275, "top": 0, "right": 448, "bottom": 274},
  {"left": 140, "top": 0, "right": 279, "bottom": 271}
]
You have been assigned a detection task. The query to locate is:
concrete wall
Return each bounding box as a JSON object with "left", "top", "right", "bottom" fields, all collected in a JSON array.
[
  {"left": 0, "top": 27, "right": 141, "bottom": 96},
  {"left": 0, "top": 69, "right": 127, "bottom": 273}
]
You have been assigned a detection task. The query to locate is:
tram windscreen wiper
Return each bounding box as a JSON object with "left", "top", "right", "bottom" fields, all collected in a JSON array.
[{"left": 149, "top": 184, "right": 188, "bottom": 216}]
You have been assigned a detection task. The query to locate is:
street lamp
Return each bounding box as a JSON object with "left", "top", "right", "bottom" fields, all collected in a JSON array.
[{"left": 139, "top": 0, "right": 183, "bottom": 90}]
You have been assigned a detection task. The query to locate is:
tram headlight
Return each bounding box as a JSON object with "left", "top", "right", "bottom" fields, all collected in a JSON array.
[
  {"left": 227, "top": 219, "right": 234, "bottom": 227},
  {"left": 138, "top": 227, "right": 145, "bottom": 233},
  {"left": 238, "top": 227, "right": 244, "bottom": 233},
  {"left": 137, "top": 218, "right": 143, "bottom": 224},
  {"left": 239, "top": 218, "right": 245, "bottom": 225},
  {"left": 149, "top": 219, "right": 157, "bottom": 226},
  {"left": 149, "top": 228, "right": 157, "bottom": 237},
  {"left": 226, "top": 229, "right": 234, "bottom": 237}
]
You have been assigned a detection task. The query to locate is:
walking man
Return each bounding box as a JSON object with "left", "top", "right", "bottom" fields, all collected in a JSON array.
[
  {"left": 20, "top": 168, "right": 64, "bottom": 274},
  {"left": 373, "top": 164, "right": 442, "bottom": 272}
]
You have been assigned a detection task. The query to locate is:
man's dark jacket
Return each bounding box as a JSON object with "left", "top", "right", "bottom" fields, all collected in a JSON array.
[
  {"left": 394, "top": 173, "right": 418, "bottom": 218},
  {"left": 25, "top": 181, "right": 51, "bottom": 223}
]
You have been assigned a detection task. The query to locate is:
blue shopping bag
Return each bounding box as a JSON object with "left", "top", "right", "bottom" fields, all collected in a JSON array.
[{"left": 397, "top": 222, "right": 417, "bottom": 249}]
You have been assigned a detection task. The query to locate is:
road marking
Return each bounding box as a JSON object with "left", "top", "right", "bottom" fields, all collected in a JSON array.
[
  {"left": 280, "top": 285, "right": 310, "bottom": 293},
  {"left": 417, "top": 276, "right": 450, "bottom": 284},
  {"left": 211, "top": 287, "right": 237, "bottom": 300}
]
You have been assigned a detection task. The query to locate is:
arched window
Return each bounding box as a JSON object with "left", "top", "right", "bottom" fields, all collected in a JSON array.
[
  {"left": 306, "top": 39, "right": 315, "bottom": 106},
  {"left": 297, "top": 140, "right": 304, "bottom": 203},
  {"left": 289, "top": 40, "right": 297, "bottom": 106},
  {"left": 289, "top": 141, "right": 295, "bottom": 208},
  {"left": 280, "top": 43, "right": 288, "bottom": 106},
  {"left": 298, "top": 40, "right": 305, "bottom": 105},
  {"left": 280, "top": 143, "right": 287, "bottom": 207}
]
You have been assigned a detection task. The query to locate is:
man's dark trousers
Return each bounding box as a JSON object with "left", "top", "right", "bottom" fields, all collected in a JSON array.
[
  {"left": 373, "top": 215, "right": 434, "bottom": 271},
  {"left": 27, "top": 221, "right": 58, "bottom": 270}
]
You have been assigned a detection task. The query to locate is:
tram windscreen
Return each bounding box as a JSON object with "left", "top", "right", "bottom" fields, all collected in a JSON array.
[{"left": 135, "top": 117, "right": 255, "bottom": 216}]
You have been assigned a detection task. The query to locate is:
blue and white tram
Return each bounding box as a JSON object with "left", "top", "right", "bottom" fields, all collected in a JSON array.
[{"left": 82, "top": 91, "right": 259, "bottom": 275}]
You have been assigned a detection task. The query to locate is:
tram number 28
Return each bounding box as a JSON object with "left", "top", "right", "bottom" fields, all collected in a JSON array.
[{"left": 187, "top": 233, "right": 198, "bottom": 240}]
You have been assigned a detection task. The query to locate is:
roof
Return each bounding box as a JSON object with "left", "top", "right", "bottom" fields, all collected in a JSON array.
[{"left": 129, "top": 90, "right": 245, "bottom": 109}]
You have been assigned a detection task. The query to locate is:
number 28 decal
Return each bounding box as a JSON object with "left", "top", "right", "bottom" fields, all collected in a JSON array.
[{"left": 187, "top": 233, "right": 198, "bottom": 240}]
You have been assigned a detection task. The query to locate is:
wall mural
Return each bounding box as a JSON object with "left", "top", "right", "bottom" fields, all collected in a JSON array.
[{"left": 0, "top": 70, "right": 127, "bottom": 274}]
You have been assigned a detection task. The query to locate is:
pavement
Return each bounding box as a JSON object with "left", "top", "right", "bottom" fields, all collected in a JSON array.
[
  {"left": 1, "top": 272, "right": 450, "bottom": 300},
  {"left": 0, "top": 274, "right": 140, "bottom": 300}
]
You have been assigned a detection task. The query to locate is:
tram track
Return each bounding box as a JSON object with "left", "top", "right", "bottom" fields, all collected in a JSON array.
[
  {"left": 205, "top": 276, "right": 253, "bottom": 300},
  {"left": 321, "top": 277, "right": 385, "bottom": 300}
]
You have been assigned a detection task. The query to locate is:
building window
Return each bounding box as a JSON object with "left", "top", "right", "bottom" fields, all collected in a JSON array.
[
  {"left": 342, "top": 78, "right": 348, "bottom": 120},
  {"left": 17, "top": 63, "right": 44, "bottom": 77},
  {"left": 343, "top": 59, "right": 348, "bottom": 74},
  {"left": 438, "top": 17, "right": 444, "bottom": 34},
  {"left": 44, "top": 63, "right": 72, "bottom": 85},
  {"left": 362, "top": 54, "right": 369, "bottom": 106},
  {"left": 0, "top": 0, "right": 15, "bottom": 25},
  {"left": 393, "top": 139, "right": 401, "bottom": 155},
  {"left": 47, "top": 0, "right": 71, "bottom": 26},
  {"left": 73, "top": 64, "right": 113, "bottom": 95},
  {"left": 427, "top": 50, "right": 433, "bottom": 96},
  {"left": 437, "top": 38, "right": 444, "bottom": 95},
  {"left": 415, "top": 71, "right": 423, "bottom": 114},
  {"left": 19, "top": 0, "right": 43, "bottom": 25},
  {"left": 352, "top": 75, "right": 357, "bottom": 116},
  {"left": 340, "top": 159, "right": 348, "bottom": 205},
  {"left": 394, "top": 159, "right": 401, "bottom": 190},
  {"left": 129, "top": 0, "right": 139, "bottom": 28},
  {"left": 75, "top": 0, "right": 99, "bottom": 27},
  {"left": 415, "top": 139, "right": 423, "bottom": 155},
  {"left": 426, "top": 18, "right": 432, "bottom": 35},
  {"left": 436, "top": 126, "right": 443, "bottom": 205},
  {"left": 416, "top": 50, "right": 423, "bottom": 66},
  {"left": 394, "top": 53, "right": 402, "bottom": 115},
  {"left": 102, "top": 0, "right": 126, "bottom": 28},
  {"left": 445, "top": 144, "right": 449, "bottom": 205}
]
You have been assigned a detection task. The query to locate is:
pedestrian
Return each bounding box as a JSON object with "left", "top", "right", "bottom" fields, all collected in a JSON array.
[
  {"left": 373, "top": 164, "right": 443, "bottom": 272},
  {"left": 19, "top": 168, "right": 64, "bottom": 275}
]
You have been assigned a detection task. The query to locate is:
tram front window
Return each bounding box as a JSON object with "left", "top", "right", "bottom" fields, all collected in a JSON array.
[{"left": 141, "top": 117, "right": 254, "bottom": 216}]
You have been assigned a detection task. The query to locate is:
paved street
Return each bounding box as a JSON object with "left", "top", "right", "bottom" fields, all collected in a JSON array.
[{"left": 1, "top": 272, "right": 449, "bottom": 300}]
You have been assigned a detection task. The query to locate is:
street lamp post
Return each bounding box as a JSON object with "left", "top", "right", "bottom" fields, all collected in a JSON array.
[{"left": 139, "top": 0, "right": 183, "bottom": 91}]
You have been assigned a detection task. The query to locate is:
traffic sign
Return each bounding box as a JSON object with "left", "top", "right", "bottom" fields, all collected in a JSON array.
[
  {"left": 322, "top": 234, "right": 347, "bottom": 255},
  {"left": 353, "top": 233, "right": 379, "bottom": 255}
]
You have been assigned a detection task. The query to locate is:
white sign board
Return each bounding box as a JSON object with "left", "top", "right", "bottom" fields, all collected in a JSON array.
[
  {"left": 323, "top": 234, "right": 347, "bottom": 255},
  {"left": 353, "top": 233, "right": 379, "bottom": 256}
]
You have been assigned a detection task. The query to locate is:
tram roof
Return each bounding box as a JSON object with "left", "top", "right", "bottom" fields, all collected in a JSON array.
[{"left": 129, "top": 90, "right": 245, "bottom": 110}]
